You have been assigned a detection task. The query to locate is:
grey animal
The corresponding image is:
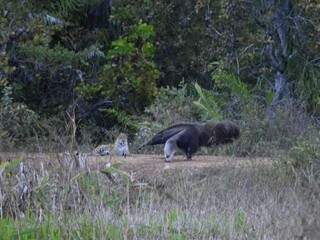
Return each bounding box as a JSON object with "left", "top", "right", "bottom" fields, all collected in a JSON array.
[
  {"left": 94, "top": 145, "right": 110, "bottom": 156},
  {"left": 139, "top": 121, "right": 240, "bottom": 162},
  {"left": 114, "top": 133, "right": 130, "bottom": 157}
]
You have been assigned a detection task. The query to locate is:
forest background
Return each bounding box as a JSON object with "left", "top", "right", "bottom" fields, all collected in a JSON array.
[{"left": 1, "top": 0, "right": 319, "bottom": 154}]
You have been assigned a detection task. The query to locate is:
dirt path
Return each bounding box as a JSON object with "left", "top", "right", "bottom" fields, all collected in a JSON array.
[
  {"left": 0, "top": 152, "right": 272, "bottom": 179},
  {"left": 89, "top": 154, "right": 272, "bottom": 179}
]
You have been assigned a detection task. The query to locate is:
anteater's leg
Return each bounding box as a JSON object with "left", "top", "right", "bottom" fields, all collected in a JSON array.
[
  {"left": 185, "top": 147, "right": 193, "bottom": 161},
  {"left": 164, "top": 140, "right": 177, "bottom": 162}
]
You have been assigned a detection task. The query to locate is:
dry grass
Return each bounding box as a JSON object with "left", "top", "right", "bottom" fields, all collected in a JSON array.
[{"left": 0, "top": 152, "right": 319, "bottom": 239}]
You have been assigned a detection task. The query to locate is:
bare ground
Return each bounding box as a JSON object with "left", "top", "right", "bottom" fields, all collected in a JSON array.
[
  {"left": 90, "top": 154, "right": 271, "bottom": 178},
  {"left": 0, "top": 152, "right": 272, "bottom": 179}
]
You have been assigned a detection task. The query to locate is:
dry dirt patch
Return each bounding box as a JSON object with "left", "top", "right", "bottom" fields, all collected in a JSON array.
[
  {"left": 0, "top": 152, "right": 271, "bottom": 179},
  {"left": 93, "top": 154, "right": 270, "bottom": 177}
]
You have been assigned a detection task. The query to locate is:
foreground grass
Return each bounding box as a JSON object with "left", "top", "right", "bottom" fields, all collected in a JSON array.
[{"left": 0, "top": 153, "right": 319, "bottom": 239}]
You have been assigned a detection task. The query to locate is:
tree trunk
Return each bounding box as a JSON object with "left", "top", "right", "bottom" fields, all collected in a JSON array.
[{"left": 255, "top": 0, "right": 293, "bottom": 118}]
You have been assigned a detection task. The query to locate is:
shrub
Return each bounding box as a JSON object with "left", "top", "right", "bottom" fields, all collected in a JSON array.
[
  {"left": 83, "top": 21, "right": 160, "bottom": 114},
  {"left": 133, "top": 84, "right": 198, "bottom": 152},
  {"left": 280, "top": 134, "right": 320, "bottom": 182},
  {"left": 192, "top": 71, "right": 316, "bottom": 157},
  {"left": 193, "top": 83, "right": 222, "bottom": 121},
  {"left": 0, "top": 86, "right": 42, "bottom": 150},
  {"left": 145, "top": 84, "right": 198, "bottom": 125}
]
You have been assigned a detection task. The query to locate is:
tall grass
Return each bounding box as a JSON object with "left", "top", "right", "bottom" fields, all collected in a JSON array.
[{"left": 0, "top": 151, "right": 319, "bottom": 239}]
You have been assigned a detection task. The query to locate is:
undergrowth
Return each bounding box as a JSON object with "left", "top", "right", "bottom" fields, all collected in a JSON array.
[{"left": 0, "top": 152, "right": 319, "bottom": 239}]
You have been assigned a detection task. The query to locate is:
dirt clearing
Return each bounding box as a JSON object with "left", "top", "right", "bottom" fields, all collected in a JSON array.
[
  {"left": 1, "top": 152, "right": 272, "bottom": 179},
  {"left": 90, "top": 154, "right": 270, "bottom": 177}
]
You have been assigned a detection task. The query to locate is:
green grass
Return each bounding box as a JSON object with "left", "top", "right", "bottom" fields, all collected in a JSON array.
[{"left": 0, "top": 149, "right": 319, "bottom": 239}]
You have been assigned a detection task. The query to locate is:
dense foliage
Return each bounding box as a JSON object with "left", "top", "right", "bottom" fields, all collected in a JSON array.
[{"left": 0, "top": 0, "right": 319, "bottom": 147}]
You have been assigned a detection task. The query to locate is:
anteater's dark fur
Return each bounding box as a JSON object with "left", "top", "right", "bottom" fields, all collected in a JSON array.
[{"left": 140, "top": 121, "right": 240, "bottom": 160}]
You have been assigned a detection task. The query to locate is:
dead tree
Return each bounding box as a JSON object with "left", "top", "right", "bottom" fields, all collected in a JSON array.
[{"left": 252, "top": 0, "right": 293, "bottom": 118}]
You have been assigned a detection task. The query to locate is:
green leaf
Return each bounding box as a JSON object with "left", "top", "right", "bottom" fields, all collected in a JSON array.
[
  {"left": 142, "top": 42, "right": 155, "bottom": 57},
  {"left": 193, "top": 83, "right": 221, "bottom": 120},
  {"left": 134, "top": 22, "right": 155, "bottom": 40},
  {"left": 108, "top": 38, "right": 136, "bottom": 58},
  {"left": 234, "top": 208, "right": 247, "bottom": 233},
  {"left": 106, "top": 224, "right": 123, "bottom": 240},
  {"left": 1, "top": 156, "right": 23, "bottom": 177},
  {"left": 266, "top": 89, "right": 274, "bottom": 105}
]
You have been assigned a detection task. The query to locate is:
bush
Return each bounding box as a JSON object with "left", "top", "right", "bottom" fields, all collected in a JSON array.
[
  {"left": 280, "top": 133, "right": 320, "bottom": 182},
  {"left": 133, "top": 84, "right": 198, "bottom": 152},
  {"left": 192, "top": 74, "right": 316, "bottom": 158},
  {"left": 145, "top": 84, "right": 198, "bottom": 125},
  {"left": 79, "top": 22, "right": 160, "bottom": 114},
  {"left": 0, "top": 86, "right": 42, "bottom": 150}
]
